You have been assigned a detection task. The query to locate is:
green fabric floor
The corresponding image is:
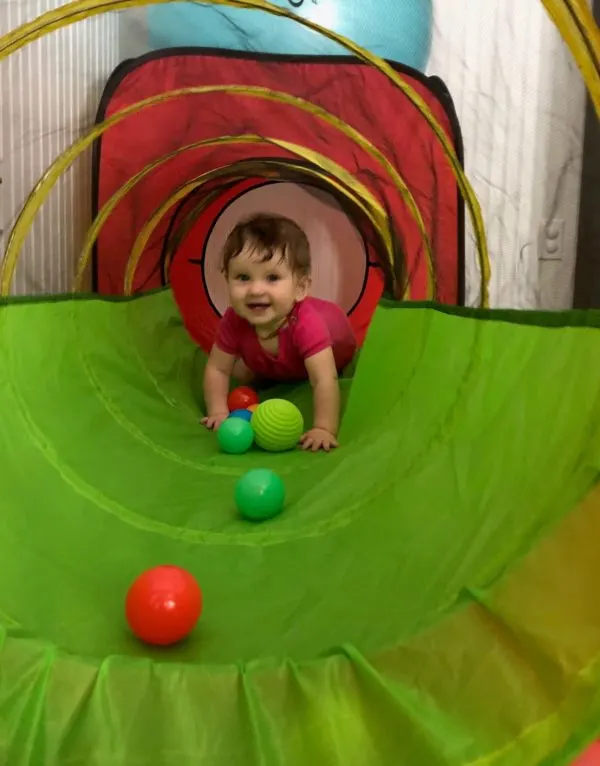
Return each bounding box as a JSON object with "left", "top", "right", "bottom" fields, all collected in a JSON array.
[{"left": 0, "top": 289, "right": 599, "bottom": 765}]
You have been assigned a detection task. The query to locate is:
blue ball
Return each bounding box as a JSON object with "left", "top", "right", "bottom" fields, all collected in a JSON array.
[
  {"left": 148, "top": 0, "right": 432, "bottom": 72},
  {"left": 229, "top": 409, "right": 253, "bottom": 422}
]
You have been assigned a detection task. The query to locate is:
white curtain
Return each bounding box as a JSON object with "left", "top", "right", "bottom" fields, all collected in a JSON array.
[
  {"left": 429, "top": 0, "right": 588, "bottom": 309},
  {"left": 0, "top": 1, "right": 121, "bottom": 295}
]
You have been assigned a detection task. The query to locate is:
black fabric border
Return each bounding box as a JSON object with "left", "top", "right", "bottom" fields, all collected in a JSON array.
[{"left": 2, "top": 288, "right": 599, "bottom": 332}]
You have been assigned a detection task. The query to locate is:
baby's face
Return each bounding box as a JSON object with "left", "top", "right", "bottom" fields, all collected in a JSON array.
[{"left": 226, "top": 244, "right": 308, "bottom": 331}]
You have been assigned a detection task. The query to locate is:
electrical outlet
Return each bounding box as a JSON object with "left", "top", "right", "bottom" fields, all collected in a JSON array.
[{"left": 540, "top": 218, "right": 565, "bottom": 261}]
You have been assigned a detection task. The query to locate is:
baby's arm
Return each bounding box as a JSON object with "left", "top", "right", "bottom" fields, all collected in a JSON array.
[
  {"left": 201, "top": 346, "right": 236, "bottom": 430},
  {"left": 300, "top": 347, "right": 340, "bottom": 452}
]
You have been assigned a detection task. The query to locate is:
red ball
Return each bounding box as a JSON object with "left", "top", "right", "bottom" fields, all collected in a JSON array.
[
  {"left": 125, "top": 565, "right": 203, "bottom": 646},
  {"left": 227, "top": 386, "right": 259, "bottom": 412}
]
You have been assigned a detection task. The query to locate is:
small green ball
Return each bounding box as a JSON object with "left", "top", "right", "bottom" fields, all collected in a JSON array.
[
  {"left": 251, "top": 399, "right": 304, "bottom": 452},
  {"left": 235, "top": 469, "right": 286, "bottom": 521},
  {"left": 217, "top": 418, "right": 254, "bottom": 454}
]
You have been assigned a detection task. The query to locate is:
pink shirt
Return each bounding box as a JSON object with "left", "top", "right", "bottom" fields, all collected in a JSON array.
[{"left": 215, "top": 297, "right": 357, "bottom": 382}]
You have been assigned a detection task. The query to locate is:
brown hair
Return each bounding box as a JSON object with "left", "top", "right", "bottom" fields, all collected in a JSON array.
[{"left": 221, "top": 214, "right": 311, "bottom": 278}]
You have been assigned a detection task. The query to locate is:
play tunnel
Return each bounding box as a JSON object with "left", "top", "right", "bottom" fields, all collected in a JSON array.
[
  {"left": 1, "top": 287, "right": 600, "bottom": 765},
  {"left": 1, "top": 2, "right": 600, "bottom": 765}
]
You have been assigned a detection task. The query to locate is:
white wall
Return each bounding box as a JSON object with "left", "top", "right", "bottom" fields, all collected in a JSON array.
[
  {"left": 428, "top": 0, "right": 588, "bottom": 309},
  {"left": 0, "top": 0, "right": 120, "bottom": 295}
]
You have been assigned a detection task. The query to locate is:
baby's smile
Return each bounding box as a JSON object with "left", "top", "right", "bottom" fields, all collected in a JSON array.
[{"left": 246, "top": 300, "right": 270, "bottom": 310}]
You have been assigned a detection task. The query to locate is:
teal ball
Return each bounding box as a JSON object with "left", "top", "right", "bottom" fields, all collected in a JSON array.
[
  {"left": 217, "top": 417, "right": 254, "bottom": 455},
  {"left": 235, "top": 469, "right": 286, "bottom": 521}
]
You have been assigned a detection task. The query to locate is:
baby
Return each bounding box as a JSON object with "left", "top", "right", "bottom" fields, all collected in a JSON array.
[{"left": 201, "top": 213, "right": 357, "bottom": 452}]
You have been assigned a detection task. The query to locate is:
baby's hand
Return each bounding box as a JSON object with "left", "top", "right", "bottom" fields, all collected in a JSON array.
[
  {"left": 300, "top": 428, "right": 339, "bottom": 452},
  {"left": 201, "top": 412, "right": 229, "bottom": 430}
]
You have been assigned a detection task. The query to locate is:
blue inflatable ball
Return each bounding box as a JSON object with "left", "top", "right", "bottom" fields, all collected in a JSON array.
[
  {"left": 148, "top": 0, "right": 433, "bottom": 72},
  {"left": 229, "top": 408, "right": 253, "bottom": 422}
]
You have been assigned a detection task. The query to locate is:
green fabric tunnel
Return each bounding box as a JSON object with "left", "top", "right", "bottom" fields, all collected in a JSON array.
[{"left": 0, "top": 289, "right": 599, "bottom": 765}]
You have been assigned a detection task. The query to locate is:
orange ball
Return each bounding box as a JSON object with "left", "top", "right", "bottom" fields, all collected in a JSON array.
[
  {"left": 247, "top": 404, "right": 258, "bottom": 412},
  {"left": 125, "top": 565, "right": 202, "bottom": 646}
]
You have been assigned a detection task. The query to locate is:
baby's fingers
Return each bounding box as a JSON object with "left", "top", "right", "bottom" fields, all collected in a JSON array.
[{"left": 300, "top": 435, "right": 316, "bottom": 451}]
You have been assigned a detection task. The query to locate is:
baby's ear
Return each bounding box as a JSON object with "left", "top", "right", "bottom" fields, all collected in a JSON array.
[{"left": 297, "top": 275, "right": 311, "bottom": 299}]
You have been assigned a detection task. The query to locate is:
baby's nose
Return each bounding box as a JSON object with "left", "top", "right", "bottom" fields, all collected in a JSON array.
[{"left": 248, "top": 283, "right": 266, "bottom": 295}]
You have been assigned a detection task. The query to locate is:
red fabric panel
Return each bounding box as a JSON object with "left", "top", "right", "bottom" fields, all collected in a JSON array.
[
  {"left": 573, "top": 743, "right": 600, "bottom": 766},
  {"left": 94, "top": 50, "right": 461, "bottom": 306}
]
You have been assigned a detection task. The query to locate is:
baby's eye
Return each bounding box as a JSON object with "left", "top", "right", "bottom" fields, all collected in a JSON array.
[
  {"left": 266, "top": 274, "right": 281, "bottom": 282},
  {"left": 235, "top": 274, "right": 250, "bottom": 282}
]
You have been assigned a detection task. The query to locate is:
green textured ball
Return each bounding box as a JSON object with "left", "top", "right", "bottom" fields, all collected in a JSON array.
[
  {"left": 235, "top": 469, "right": 286, "bottom": 521},
  {"left": 251, "top": 399, "right": 304, "bottom": 452},
  {"left": 217, "top": 417, "right": 254, "bottom": 454}
]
